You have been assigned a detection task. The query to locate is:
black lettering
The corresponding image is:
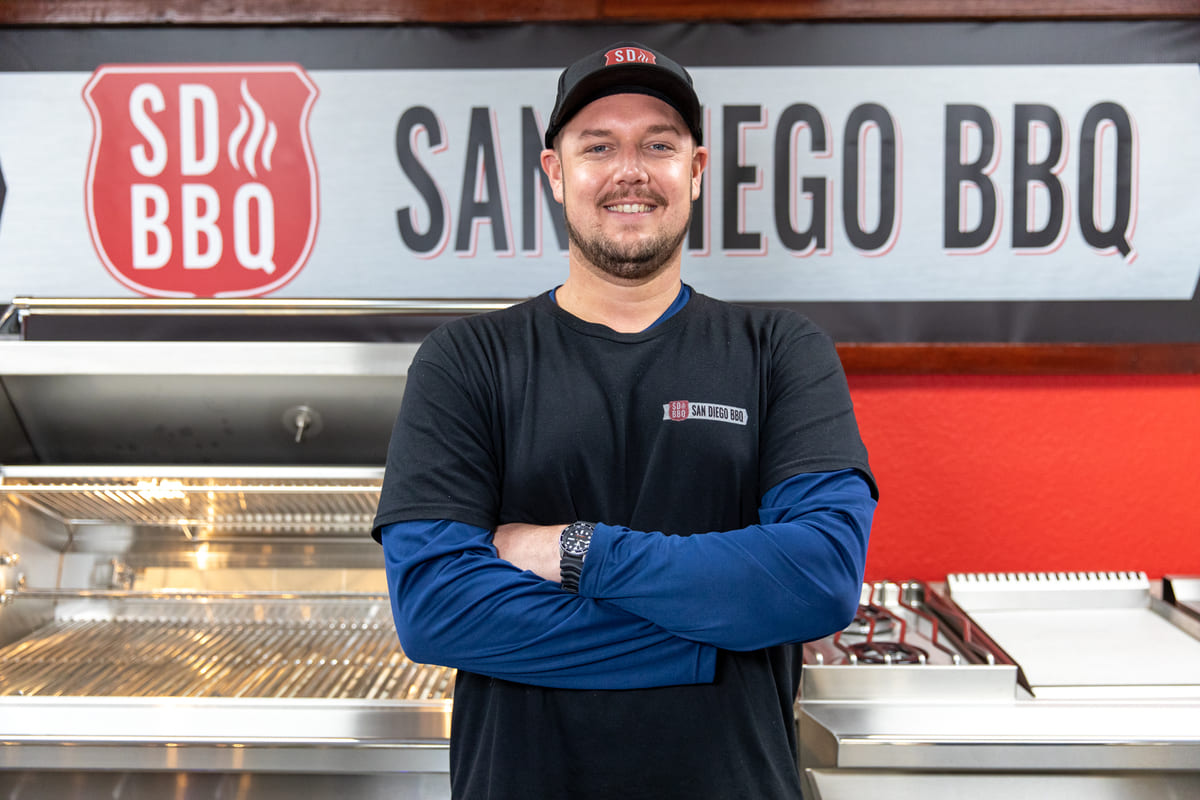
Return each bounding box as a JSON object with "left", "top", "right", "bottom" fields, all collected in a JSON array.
[
  {"left": 843, "top": 103, "right": 898, "bottom": 253},
  {"left": 395, "top": 106, "right": 446, "bottom": 254},
  {"left": 774, "top": 103, "right": 828, "bottom": 254},
  {"left": 521, "top": 107, "right": 566, "bottom": 252},
  {"left": 1078, "top": 102, "right": 1135, "bottom": 258},
  {"left": 1013, "top": 104, "right": 1066, "bottom": 250},
  {"left": 722, "top": 105, "right": 764, "bottom": 251},
  {"left": 456, "top": 107, "right": 510, "bottom": 253},
  {"left": 688, "top": 168, "right": 706, "bottom": 251},
  {"left": 943, "top": 104, "right": 997, "bottom": 250}
]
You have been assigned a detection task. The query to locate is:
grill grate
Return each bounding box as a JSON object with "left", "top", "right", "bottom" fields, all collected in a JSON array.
[
  {"left": 0, "top": 597, "right": 453, "bottom": 700},
  {"left": 0, "top": 470, "right": 383, "bottom": 532}
]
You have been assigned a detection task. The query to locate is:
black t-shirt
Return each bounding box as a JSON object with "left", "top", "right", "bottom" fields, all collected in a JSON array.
[{"left": 374, "top": 290, "right": 873, "bottom": 799}]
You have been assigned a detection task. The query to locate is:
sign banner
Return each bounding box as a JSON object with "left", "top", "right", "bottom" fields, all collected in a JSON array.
[{"left": 1, "top": 22, "right": 1199, "bottom": 341}]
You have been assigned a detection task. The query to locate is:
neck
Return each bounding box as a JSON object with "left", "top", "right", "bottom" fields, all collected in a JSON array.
[{"left": 556, "top": 259, "right": 683, "bottom": 334}]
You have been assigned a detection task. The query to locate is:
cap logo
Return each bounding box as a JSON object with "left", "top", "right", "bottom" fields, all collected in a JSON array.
[{"left": 604, "top": 47, "right": 657, "bottom": 66}]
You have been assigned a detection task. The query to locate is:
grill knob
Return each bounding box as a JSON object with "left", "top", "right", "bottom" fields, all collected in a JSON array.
[{"left": 283, "top": 405, "right": 324, "bottom": 443}]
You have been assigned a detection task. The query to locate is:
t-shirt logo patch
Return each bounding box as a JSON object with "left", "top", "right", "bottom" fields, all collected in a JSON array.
[{"left": 663, "top": 401, "right": 748, "bottom": 426}]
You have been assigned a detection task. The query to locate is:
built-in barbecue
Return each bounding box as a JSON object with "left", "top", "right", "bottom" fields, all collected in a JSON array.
[
  {"left": 797, "top": 573, "right": 1200, "bottom": 799},
  {"left": 0, "top": 297, "right": 513, "bottom": 799},
  {"left": 6, "top": 299, "right": 1200, "bottom": 800}
]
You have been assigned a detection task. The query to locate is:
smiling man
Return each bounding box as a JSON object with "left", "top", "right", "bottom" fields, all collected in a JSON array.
[{"left": 374, "top": 42, "right": 878, "bottom": 800}]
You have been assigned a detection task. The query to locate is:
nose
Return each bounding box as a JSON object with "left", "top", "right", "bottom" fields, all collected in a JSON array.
[{"left": 614, "top": 148, "right": 649, "bottom": 185}]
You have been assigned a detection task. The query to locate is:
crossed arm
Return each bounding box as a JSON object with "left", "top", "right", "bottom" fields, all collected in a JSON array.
[{"left": 382, "top": 468, "right": 874, "bottom": 689}]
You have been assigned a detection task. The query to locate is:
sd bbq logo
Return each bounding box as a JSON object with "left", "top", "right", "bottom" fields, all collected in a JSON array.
[
  {"left": 604, "top": 46, "right": 656, "bottom": 66},
  {"left": 83, "top": 64, "right": 319, "bottom": 297},
  {"left": 662, "top": 401, "right": 748, "bottom": 426}
]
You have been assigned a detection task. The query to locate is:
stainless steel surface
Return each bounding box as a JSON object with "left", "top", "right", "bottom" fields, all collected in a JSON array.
[
  {"left": 1, "top": 465, "right": 388, "bottom": 570},
  {"left": 1, "top": 465, "right": 383, "bottom": 531},
  {"left": 0, "top": 551, "right": 21, "bottom": 601},
  {"left": 799, "top": 699, "right": 1200, "bottom": 770},
  {"left": 803, "top": 580, "right": 1007, "bottom": 670},
  {"left": 0, "top": 339, "right": 415, "bottom": 375},
  {"left": 0, "top": 771, "right": 452, "bottom": 800},
  {"left": 0, "top": 388, "right": 34, "bottom": 464},
  {"left": 1165, "top": 575, "right": 1200, "bottom": 621},
  {"left": 801, "top": 663, "right": 1018, "bottom": 703},
  {"left": 0, "top": 296, "right": 519, "bottom": 332},
  {"left": 0, "top": 300, "right": 457, "bottom": 795},
  {"left": 0, "top": 590, "right": 454, "bottom": 781},
  {"left": 0, "top": 696, "right": 450, "bottom": 773},
  {"left": 0, "top": 592, "right": 449, "bottom": 700},
  {"left": 796, "top": 576, "right": 1200, "bottom": 795},
  {"left": 0, "top": 297, "right": 530, "bottom": 465},
  {"left": 285, "top": 404, "right": 323, "bottom": 443},
  {"left": 803, "top": 770, "right": 1200, "bottom": 800},
  {"left": 946, "top": 570, "right": 1152, "bottom": 609},
  {"left": 0, "top": 339, "right": 416, "bottom": 464},
  {"left": 800, "top": 581, "right": 1022, "bottom": 702},
  {"left": 948, "top": 571, "right": 1200, "bottom": 698}
]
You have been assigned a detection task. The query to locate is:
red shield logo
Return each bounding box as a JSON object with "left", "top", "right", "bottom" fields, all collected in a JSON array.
[
  {"left": 668, "top": 401, "right": 690, "bottom": 421},
  {"left": 83, "top": 64, "right": 319, "bottom": 297}
]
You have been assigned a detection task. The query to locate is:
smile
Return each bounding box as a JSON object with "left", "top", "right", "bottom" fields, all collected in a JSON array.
[{"left": 605, "top": 203, "right": 655, "bottom": 214}]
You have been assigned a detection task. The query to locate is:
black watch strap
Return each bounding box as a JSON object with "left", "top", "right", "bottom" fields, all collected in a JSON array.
[{"left": 559, "top": 521, "right": 595, "bottom": 594}]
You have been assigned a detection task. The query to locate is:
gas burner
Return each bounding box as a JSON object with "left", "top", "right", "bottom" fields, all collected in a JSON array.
[
  {"left": 844, "top": 604, "right": 896, "bottom": 637},
  {"left": 846, "top": 641, "right": 928, "bottom": 665}
]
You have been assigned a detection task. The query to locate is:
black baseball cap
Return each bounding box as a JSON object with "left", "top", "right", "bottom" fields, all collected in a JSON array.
[{"left": 543, "top": 41, "right": 703, "bottom": 149}]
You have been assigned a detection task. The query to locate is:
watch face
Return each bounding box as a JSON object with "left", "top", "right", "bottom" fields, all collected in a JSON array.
[{"left": 560, "top": 523, "right": 593, "bottom": 557}]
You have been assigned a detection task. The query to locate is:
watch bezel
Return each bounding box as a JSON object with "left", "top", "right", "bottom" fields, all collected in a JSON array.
[{"left": 560, "top": 521, "right": 594, "bottom": 557}]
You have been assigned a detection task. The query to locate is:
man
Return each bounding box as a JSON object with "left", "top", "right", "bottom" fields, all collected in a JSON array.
[{"left": 373, "top": 41, "right": 877, "bottom": 800}]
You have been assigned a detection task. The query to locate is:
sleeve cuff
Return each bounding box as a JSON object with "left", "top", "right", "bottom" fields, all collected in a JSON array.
[{"left": 576, "top": 521, "right": 623, "bottom": 599}]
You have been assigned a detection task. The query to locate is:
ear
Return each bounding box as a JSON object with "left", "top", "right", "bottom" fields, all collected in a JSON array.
[
  {"left": 541, "top": 148, "right": 565, "bottom": 204},
  {"left": 690, "top": 145, "right": 709, "bottom": 202}
]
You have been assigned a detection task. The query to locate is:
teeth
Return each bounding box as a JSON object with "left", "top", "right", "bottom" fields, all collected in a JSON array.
[{"left": 608, "top": 203, "right": 653, "bottom": 214}]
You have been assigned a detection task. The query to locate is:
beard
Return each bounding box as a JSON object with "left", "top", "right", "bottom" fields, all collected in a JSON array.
[{"left": 564, "top": 194, "right": 691, "bottom": 282}]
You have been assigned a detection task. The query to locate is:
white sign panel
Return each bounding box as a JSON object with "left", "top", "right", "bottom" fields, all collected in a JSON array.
[{"left": 0, "top": 63, "right": 1197, "bottom": 301}]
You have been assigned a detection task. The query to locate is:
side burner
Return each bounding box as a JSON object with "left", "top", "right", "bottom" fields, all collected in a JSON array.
[{"left": 803, "top": 581, "right": 1008, "bottom": 670}]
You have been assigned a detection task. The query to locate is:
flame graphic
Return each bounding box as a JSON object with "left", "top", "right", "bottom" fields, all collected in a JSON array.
[{"left": 227, "top": 80, "right": 278, "bottom": 178}]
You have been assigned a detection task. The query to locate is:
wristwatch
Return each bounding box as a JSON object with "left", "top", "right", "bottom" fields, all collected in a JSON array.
[{"left": 558, "top": 521, "right": 595, "bottom": 593}]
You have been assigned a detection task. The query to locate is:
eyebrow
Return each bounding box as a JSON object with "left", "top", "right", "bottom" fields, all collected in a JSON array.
[{"left": 576, "top": 123, "right": 684, "bottom": 139}]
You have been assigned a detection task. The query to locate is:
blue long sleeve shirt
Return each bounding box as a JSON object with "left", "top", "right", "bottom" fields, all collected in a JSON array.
[{"left": 381, "top": 467, "right": 874, "bottom": 690}]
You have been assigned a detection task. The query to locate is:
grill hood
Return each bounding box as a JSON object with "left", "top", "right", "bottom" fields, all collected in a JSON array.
[{"left": 0, "top": 297, "right": 515, "bottom": 465}]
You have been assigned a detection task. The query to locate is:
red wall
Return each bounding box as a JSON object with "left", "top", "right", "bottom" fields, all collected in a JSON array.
[{"left": 849, "top": 374, "right": 1200, "bottom": 582}]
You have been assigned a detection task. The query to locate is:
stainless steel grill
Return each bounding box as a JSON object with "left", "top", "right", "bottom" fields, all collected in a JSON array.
[
  {"left": 0, "top": 592, "right": 453, "bottom": 701},
  {"left": 0, "top": 298, "right": 465, "bottom": 797}
]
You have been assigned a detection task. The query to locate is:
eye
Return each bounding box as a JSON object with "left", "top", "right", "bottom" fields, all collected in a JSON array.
[{"left": 586, "top": 143, "right": 611, "bottom": 154}]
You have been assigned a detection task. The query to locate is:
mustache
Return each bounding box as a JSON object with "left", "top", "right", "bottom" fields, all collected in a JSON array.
[{"left": 598, "top": 190, "right": 668, "bottom": 207}]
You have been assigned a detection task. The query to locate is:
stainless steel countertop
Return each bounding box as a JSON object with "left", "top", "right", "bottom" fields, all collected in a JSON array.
[
  {"left": 799, "top": 697, "right": 1200, "bottom": 770},
  {"left": 0, "top": 695, "right": 450, "bottom": 773}
]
